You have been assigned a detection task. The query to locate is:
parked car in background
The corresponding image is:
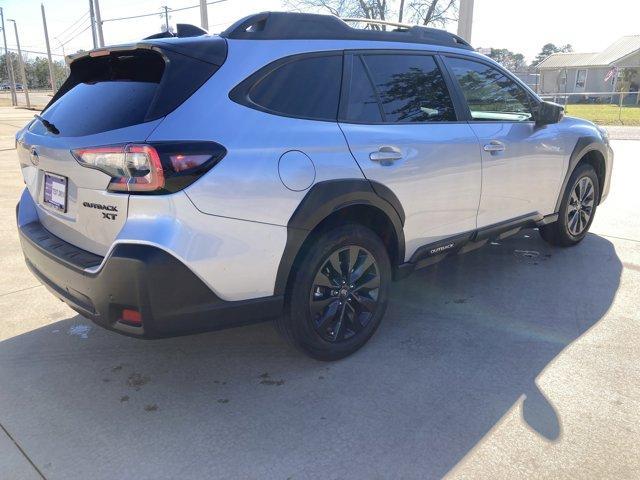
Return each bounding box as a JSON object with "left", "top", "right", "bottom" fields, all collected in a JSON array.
[
  {"left": 1, "top": 83, "right": 23, "bottom": 91},
  {"left": 15, "top": 12, "right": 613, "bottom": 360}
]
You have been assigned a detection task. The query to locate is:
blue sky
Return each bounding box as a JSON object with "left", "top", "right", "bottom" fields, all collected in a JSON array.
[{"left": 2, "top": 0, "right": 639, "bottom": 62}]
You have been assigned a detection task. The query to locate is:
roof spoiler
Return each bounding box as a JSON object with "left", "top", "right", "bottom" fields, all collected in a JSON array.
[
  {"left": 144, "top": 23, "right": 209, "bottom": 40},
  {"left": 65, "top": 35, "right": 226, "bottom": 67}
]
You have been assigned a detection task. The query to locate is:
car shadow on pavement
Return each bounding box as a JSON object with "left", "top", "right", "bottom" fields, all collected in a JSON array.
[{"left": 0, "top": 230, "right": 622, "bottom": 479}]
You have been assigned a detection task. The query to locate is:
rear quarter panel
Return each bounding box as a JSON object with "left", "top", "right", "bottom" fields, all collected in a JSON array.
[{"left": 147, "top": 39, "right": 365, "bottom": 226}]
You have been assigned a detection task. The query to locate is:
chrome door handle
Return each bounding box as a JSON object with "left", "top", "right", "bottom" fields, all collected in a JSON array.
[
  {"left": 369, "top": 146, "right": 403, "bottom": 165},
  {"left": 483, "top": 141, "right": 506, "bottom": 153}
]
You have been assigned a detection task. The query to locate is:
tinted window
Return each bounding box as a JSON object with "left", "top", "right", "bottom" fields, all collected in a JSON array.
[
  {"left": 345, "top": 56, "right": 383, "bottom": 123},
  {"left": 37, "top": 82, "right": 158, "bottom": 137},
  {"left": 361, "top": 54, "right": 456, "bottom": 123},
  {"left": 35, "top": 51, "right": 165, "bottom": 137},
  {"left": 447, "top": 57, "right": 533, "bottom": 122},
  {"left": 249, "top": 55, "right": 342, "bottom": 121}
]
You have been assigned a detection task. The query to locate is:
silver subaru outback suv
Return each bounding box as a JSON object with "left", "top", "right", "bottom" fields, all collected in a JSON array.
[{"left": 15, "top": 12, "right": 613, "bottom": 360}]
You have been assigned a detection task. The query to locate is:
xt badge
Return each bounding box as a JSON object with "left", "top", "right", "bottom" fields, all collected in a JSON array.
[{"left": 102, "top": 212, "right": 117, "bottom": 220}]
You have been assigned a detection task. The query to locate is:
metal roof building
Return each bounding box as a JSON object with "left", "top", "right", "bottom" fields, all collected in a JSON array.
[{"left": 537, "top": 35, "right": 640, "bottom": 97}]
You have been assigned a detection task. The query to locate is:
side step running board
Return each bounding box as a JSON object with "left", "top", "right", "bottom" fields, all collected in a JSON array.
[{"left": 395, "top": 212, "right": 559, "bottom": 279}]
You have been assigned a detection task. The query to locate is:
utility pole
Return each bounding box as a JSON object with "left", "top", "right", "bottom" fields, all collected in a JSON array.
[
  {"left": 162, "top": 6, "right": 170, "bottom": 32},
  {"left": 0, "top": 8, "right": 17, "bottom": 106},
  {"left": 199, "top": 0, "right": 208, "bottom": 31},
  {"left": 7, "top": 19, "right": 30, "bottom": 109},
  {"left": 93, "top": 0, "right": 104, "bottom": 47},
  {"left": 398, "top": 0, "right": 405, "bottom": 23},
  {"left": 57, "top": 41, "right": 70, "bottom": 76},
  {"left": 457, "top": 0, "right": 474, "bottom": 43},
  {"left": 41, "top": 4, "right": 57, "bottom": 93},
  {"left": 88, "top": 0, "right": 98, "bottom": 49}
]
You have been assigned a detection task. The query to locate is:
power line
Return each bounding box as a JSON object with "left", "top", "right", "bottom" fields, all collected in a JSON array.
[
  {"left": 3, "top": 47, "right": 65, "bottom": 58},
  {"left": 56, "top": 11, "right": 89, "bottom": 38},
  {"left": 56, "top": 15, "right": 91, "bottom": 41},
  {"left": 58, "top": 24, "right": 92, "bottom": 48},
  {"left": 102, "top": 9, "right": 165, "bottom": 23},
  {"left": 102, "top": 0, "right": 230, "bottom": 23},
  {"left": 56, "top": 19, "right": 91, "bottom": 45},
  {"left": 170, "top": 0, "right": 229, "bottom": 14}
]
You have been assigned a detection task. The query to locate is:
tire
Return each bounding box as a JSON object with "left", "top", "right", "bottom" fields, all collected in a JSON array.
[
  {"left": 539, "top": 163, "right": 599, "bottom": 247},
  {"left": 276, "top": 224, "right": 391, "bottom": 361}
]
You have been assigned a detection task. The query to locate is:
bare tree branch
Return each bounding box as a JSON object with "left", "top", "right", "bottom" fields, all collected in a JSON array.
[
  {"left": 284, "top": 0, "right": 390, "bottom": 27},
  {"left": 407, "top": 0, "right": 458, "bottom": 27}
]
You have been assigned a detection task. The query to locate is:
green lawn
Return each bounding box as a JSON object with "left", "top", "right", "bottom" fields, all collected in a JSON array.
[{"left": 564, "top": 104, "right": 640, "bottom": 126}]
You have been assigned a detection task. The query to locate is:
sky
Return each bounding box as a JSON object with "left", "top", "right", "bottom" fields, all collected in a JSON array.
[{"left": 1, "top": 0, "right": 639, "bottom": 62}]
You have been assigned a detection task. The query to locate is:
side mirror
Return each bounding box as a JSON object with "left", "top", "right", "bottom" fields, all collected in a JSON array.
[{"left": 535, "top": 101, "right": 564, "bottom": 126}]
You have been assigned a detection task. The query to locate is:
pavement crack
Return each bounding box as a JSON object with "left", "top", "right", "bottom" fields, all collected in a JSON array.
[
  {"left": 0, "top": 284, "right": 43, "bottom": 298},
  {"left": 599, "top": 233, "right": 640, "bottom": 243},
  {"left": 0, "top": 421, "right": 47, "bottom": 479}
]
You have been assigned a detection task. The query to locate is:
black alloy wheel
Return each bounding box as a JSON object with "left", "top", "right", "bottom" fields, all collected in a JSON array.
[{"left": 309, "top": 245, "right": 380, "bottom": 343}]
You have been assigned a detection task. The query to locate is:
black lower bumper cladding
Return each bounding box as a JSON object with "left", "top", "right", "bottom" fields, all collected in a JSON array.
[{"left": 18, "top": 219, "right": 283, "bottom": 338}]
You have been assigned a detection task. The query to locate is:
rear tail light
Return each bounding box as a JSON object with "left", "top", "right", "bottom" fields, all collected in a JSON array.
[
  {"left": 73, "top": 144, "right": 164, "bottom": 192},
  {"left": 72, "top": 142, "right": 226, "bottom": 194}
]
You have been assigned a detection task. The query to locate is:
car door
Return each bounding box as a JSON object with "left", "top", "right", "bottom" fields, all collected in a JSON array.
[
  {"left": 443, "top": 56, "right": 567, "bottom": 228},
  {"left": 338, "top": 51, "right": 482, "bottom": 261}
]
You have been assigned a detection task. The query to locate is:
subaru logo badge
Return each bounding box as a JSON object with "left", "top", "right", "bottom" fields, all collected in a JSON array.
[{"left": 30, "top": 148, "right": 39, "bottom": 166}]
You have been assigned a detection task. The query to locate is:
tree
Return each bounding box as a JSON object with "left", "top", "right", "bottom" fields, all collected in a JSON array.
[
  {"left": 531, "top": 43, "right": 573, "bottom": 67},
  {"left": 0, "top": 53, "right": 68, "bottom": 90},
  {"left": 406, "top": 0, "right": 458, "bottom": 27},
  {"left": 284, "top": 0, "right": 389, "bottom": 27},
  {"left": 486, "top": 48, "right": 527, "bottom": 71},
  {"left": 378, "top": 65, "right": 454, "bottom": 121},
  {"left": 284, "top": 0, "right": 459, "bottom": 29}
]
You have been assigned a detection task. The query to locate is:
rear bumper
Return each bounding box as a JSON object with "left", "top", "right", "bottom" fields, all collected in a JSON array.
[{"left": 18, "top": 214, "right": 283, "bottom": 338}]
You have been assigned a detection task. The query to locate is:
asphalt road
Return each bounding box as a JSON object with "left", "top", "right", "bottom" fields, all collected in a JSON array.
[{"left": 0, "top": 108, "right": 639, "bottom": 479}]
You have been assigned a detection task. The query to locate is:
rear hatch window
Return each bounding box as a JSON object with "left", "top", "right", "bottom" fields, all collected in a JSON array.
[
  {"left": 32, "top": 51, "right": 163, "bottom": 137},
  {"left": 31, "top": 38, "right": 226, "bottom": 137}
]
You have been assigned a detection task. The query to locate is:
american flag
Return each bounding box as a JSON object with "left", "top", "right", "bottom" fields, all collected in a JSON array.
[{"left": 604, "top": 67, "right": 618, "bottom": 82}]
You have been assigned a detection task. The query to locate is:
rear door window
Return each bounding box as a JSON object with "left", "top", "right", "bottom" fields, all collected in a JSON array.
[
  {"left": 247, "top": 54, "right": 342, "bottom": 121},
  {"left": 344, "top": 56, "right": 383, "bottom": 123},
  {"left": 358, "top": 54, "right": 456, "bottom": 123}
]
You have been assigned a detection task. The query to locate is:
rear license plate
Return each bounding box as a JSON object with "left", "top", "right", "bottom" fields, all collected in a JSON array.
[{"left": 43, "top": 172, "right": 67, "bottom": 212}]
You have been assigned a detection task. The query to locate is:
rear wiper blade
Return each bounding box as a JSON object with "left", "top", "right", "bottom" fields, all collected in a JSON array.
[{"left": 34, "top": 114, "right": 59, "bottom": 135}]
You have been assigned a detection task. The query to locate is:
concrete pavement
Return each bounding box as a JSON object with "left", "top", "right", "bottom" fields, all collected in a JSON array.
[
  {"left": 0, "top": 91, "right": 53, "bottom": 110},
  {"left": 0, "top": 108, "right": 639, "bottom": 479},
  {"left": 605, "top": 125, "right": 640, "bottom": 141}
]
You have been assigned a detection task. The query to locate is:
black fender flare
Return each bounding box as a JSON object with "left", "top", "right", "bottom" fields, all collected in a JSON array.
[
  {"left": 555, "top": 136, "right": 608, "bottom": 211},
  {"left": 273, "top": 179, "right": 405, "bottom": 295}
]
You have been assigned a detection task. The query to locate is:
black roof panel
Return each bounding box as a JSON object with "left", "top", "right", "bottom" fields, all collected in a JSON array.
[{"left": 220, "top": 12, "right": 473, "bottom": 50}]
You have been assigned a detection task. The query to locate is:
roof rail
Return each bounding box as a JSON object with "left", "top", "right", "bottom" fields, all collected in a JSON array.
[
  {"left": 341, "top": 17, "right": 418, "bottom": 29},
  {"left": 220, "top": 12, "right": 473, "bottom": 50}
]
